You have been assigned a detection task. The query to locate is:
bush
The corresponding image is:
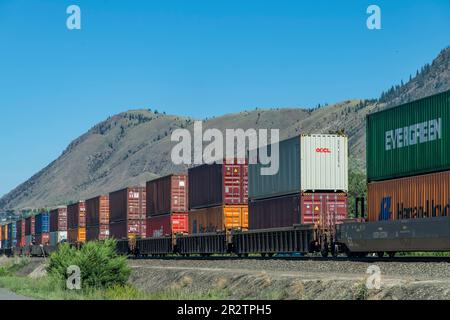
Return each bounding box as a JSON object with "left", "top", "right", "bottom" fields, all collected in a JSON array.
[{"left": 47, "top": 239, "right": 131, "bottom": 289}]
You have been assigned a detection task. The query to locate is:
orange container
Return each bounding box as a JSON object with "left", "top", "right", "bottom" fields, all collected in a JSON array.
[
  {"left": 189, "top": 205, "right": 248, "bottom": 234},
  {"left": 68, "top": 228, "right": 86, "bottom": 244},
  {"left": 368, "top": 170, "right": 450, "bottom": 221}
]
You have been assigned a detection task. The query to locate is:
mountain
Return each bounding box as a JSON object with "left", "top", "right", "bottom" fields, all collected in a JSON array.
[{"left": 1, "top": 47, "right": 450, "bottom": 211}]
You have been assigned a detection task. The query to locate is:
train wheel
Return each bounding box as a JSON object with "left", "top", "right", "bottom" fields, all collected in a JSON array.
[
  {"left": 268, "top": 253, "right": 274, "bottom": 258},
  {"left": 377, "top": 252, "right": 385, "bottom": 258},
  {"left": 388, "top": 252, "right": 396, "bottom": 258},
  {"left": 261, "top": 253, "right": 267, "bottom": 258}
]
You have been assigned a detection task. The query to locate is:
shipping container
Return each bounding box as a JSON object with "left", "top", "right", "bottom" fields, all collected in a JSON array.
[
  {"left": 25, "top": 216, "right": 35, "bottom": 236},
  {"left": 109, "top": 219, "right": 146, "bottom": 240},
  {"left": 49, "top": 231, "right": 68, "bottom": 246},
  {"left": 189, "top": 205, "right": 248, "bottom": 234},
  {"left": 35, "top": 212, "right": 50, "bottom": 234},
  {"left": 1, "top": 224, "right": 6, "bottom": 241},
  {"left": 16, "top": 220, "right": 26, "bottom": 247},
  {"left": 249, "top": 193, "right": 348, "bottom": 230},
  {"left": 0, "top": 225, "right": 2, "bottom": 241},
  {"left": 147, "top": 174, "right": 188, "bottom": 216},
  {"left": 367, "top": 170, "right": 450, "bottom": 222},
  {"left": 86, "top": 195, "right": 110, "bottom": 241},
  {"left": 189, "top": 160, "right": 248, "bottom": 210},
  {"left": 68, "top": 228, "right": 86, "bottom": 244},
  {"left": 109, "top": 187, "right": 146, "bottom": 222},
  {"left": 367, "top": 90, "right": 450, "bottom": 182},
  {"left": 35, "top": 233, "right": 50, "bottom": 245},
  {"left": 7, "top": 223, "right": 17, "bottom": 247},
  {"left": 50, "top": 207, "right": 67, "bottom": 232},
  {"left": 146, "top": 213, "right": 189, "bottom": 238},
  {"left": 67, "top": 201, "right": 86, "bottom": 229},
  {"left": 25, "top": 235, "right": 32, "bottom": 246},
  {"left": 249, "top": 134, "right": 348, "bottom": 200}
]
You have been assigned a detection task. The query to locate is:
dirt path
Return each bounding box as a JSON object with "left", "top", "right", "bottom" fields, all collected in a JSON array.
[{"left": 0, "top": 288, "right": 33, "bottom": 300}]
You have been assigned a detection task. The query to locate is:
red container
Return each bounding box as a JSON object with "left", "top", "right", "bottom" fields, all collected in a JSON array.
[
  {"left": 109, "top": 219, "right": 146, "bottom": 240},
  {"left": 50, "top": 207, "right": 67, "bottom": 232},
  {"left": 16, "top": 220, "right": 25, "bottom": 247},
  {"left": 35, "top": 233, "right": 50, "bottom": 245},
  {"left": 146, "top": 213, "right": 189, "bottom": 238},
  {"left": 86, "top": 195, "right": 110, "bottom": 241},
  {"left": 109, "top": 187, "right": 146, "bottom": 223},
  {"left": 189, "top": 159, "right": 248, "bottom": 210},
  {"left": 147, "top": 174, "right": 188, "bottom": 217},
  {"left": 249, "top": 193, "right": 348, "bottom": 230},
  {"left": 25, "top": 216, "right": 35, "bottom": 236},
  {"left": 67, "top": 201, "right": 86, "bottom": 229}
]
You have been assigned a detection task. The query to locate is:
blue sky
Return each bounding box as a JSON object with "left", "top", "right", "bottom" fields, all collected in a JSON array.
[{"left": 0, "top": 0, "right": 449, "bottom": 197}]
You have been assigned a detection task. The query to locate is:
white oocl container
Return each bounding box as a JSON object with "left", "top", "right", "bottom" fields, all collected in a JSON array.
[
  {"left": 49, "top": 231, "right": 68, "bottom": 246},
  {"left": 249, "top": 134, "right": 349, "bottom": 200}
]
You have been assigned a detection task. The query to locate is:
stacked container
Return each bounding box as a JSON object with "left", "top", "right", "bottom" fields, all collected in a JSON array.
[
  {"left": 25, "top": 215, "right": 35, "bottom": 245},
  {"left": 248, "top": 134, "right": 349, "bottom": 230},
  {"left": 35, "top": 212, "right": 50, "bottom": 245},
  {"left": 67, "top": 201, "right": 86, "bottom": 244},
  {"left": 86, "top": 195, "right": 110, "bottom": 241},
  {"left": 1, "top": 224, "right": 7, "bottom": 249},
  {"left": 366, "top": 90, "right": 450, "bottom": 221},
  {"left": 188, "top": 160, "right": 249, "bottom": 234},
  {"left": 7, "top": 222, "right": 17, "bottom": 248},
  {"left": 49, "top": 207, "right": 68, "bottom": 246},
  {"left": 0, "top": 225, "right": 2, "bottom": 249},
  {"left": 16, "top": 219, "right": 26, "bottom": 248},
  {"left": 146, "top": 174, "right": 189, "bottom": 238},
  {"left": 109, "top": 187, "right": 146, "bottom": 240}
]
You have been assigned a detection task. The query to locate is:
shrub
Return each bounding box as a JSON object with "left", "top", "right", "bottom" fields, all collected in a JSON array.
[{"left": 47, "top": 239, "right": 131, "bottom": 289}]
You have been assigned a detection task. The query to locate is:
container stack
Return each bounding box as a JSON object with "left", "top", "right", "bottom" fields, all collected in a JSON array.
[
  {"left": 7, "top": 222, "right": 17, "bottom": 248},
  {"left": 49, "top": 207, "right": 68, "bottom": 246},
  {"left": 188, "top": 160, "right": 249, "bottom": 234},
  {"left": 67, "top": 201, "right": 86, "bottom": 244},
  {"left": 25, "top": 215, "right": 35, "bottom": 245},
  {"left": 0, "top": 225, "right": 2, "bottom": 249},
  {"left": 86, "top": 195, "right": 110, "bottom": 241},
  {"left": 366, "top": 90, "right": 450, "bottom": 222},
  {"left": 16, "top": 219, "right": 25, "bottom": 248},
  {"left": 248, "top": 134, "right": 349, "bottom": 230},
  {"left": 35, "top": 212, "right": 50, "bottom": 245},
  {"left": 146, "top": 174, "right": 189, "bottom": 238},
  {"left": 109, "top": 187, "right": 146, "bottom": 240}
]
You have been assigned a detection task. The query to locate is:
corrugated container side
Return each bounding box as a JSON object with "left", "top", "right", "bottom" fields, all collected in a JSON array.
[
  {"left": 50, "top": 207, "right": 67, "bottom": 232},
  {"left": 189, "top": 205, "right": 248, "bottom": 234},
  {"left": 109, "top": 219, "right": 146, "bottom": 240},
  {"left": 86, "top": 195, "right": 110, "bottom": 226},
  {"left": 49, "top": 231, "right": 68, "bottom": 246},
  {"left": 86, "top": 225, "right": 109, "bottom": 241},
  {"left": 35, "top": 212, "right": 50, "bottom": 234},
  {"left": 146, "top": 213, "right": 189, "bottom": 238},
  {"left": 147, "top": 174, "right": 189, "bottom": 216},
  {"left": 68, "top": 228, "right": 86, "bottom": 244},
  {"left": 67, "top": 201, "right": 86, "bottom": 229},
  {"left": 368, "top": 170, "right": 450, "bottom": 222},
  {"left": 7, "top": 223, "right": 17, "bottom": 247},
  {"left": 109, "top": 187, "right": 146, "bottom": 222},
  {"left": 25, "top": 216, "right": 35, "bottom": 236},
  {"left": 35, "top": 233, "right": 50, "bottom": 245},
  {"left": 189, "top": 161, "right": 248, "bottom": 209},
  {"left": 300, "top": 135, "right": 348, "bottom": 192},
  {"left": 367, "top": 90, "right": 450, "bottom": 182},
  {"left": 249, "top": 193, "right": 348, "bottom": 230}
]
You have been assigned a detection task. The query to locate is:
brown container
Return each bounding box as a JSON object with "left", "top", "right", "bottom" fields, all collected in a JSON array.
[
  {"left": 50, "top": 207, "right": 67, "bottom": 232},
  {"left": 35, "top": 233, "right": 50, "bottom": 246},
  {"left": 368, "top": 171, "right": 450, "bottom": 222},
  {"left": 189, "top": 160, "right": 248, "bottom": 210},
  {"left": 109, "top": 219, "right": 146, "bottom": 240},
  {"left": 109, "top": 187, "right": 146, "bottom": 223},
  {"left": 25, "top": 216, "right": 35, "bottom": 236},
  {"left": 67, "top": 201, "right": 86, "bottom": 229},
  {"left": 147, "top": 174, "right": 188, "bottom": 217},
  {"left": 189, "top": 205, "right": 248, "bottom": 234},
  {"left": 85, "top": 195, "right": 110, "bottom": 241},
  {"left": 249, "top": 193, "right": 348, "bottom": 230}
]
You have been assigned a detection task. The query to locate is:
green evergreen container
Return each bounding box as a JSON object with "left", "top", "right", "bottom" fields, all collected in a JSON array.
[{"left": 367, "top": 90, "right": 450, "bottom": 182}]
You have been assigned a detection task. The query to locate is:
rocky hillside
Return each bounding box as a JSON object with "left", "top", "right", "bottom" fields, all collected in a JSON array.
[{"left": 1, "top": 47, "right": 449, "bottom": 211}]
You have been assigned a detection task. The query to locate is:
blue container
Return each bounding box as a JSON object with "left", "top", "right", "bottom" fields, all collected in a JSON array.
[
  {"left": 2, "top": 240, "right": 10, "bottom": 249},
  {"left": 35, "top": 212, "right": 50, "bottom": 234}
]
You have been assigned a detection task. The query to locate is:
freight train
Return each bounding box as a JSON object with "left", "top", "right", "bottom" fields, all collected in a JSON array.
[{"left": 1, "top": 90, "right": 450, "bottom": 259}]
